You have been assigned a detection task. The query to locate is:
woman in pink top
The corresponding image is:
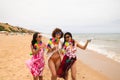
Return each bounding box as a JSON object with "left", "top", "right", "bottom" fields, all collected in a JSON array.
[{"left": 26, "top": 32, "right": 46, "bottom": 80}]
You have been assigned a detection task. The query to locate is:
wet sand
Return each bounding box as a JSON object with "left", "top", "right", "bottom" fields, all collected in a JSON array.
[{"left": 0, "top": 34, "right": 118, "bottom": 80}]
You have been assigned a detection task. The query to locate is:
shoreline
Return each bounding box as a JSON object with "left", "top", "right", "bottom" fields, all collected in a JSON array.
[
  {"left": 77, "top": 49, "right": 120, "bottom": 80},
  {"left": 0, "top": 34, "right": 119, "bottom": 80}
]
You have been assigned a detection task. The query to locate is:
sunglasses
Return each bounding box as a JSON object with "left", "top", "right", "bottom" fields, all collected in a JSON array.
[
  {"left": 38, "top": 35, "right": 42, "bottom": 38},
  {"left": 65, "top": 36, "right": 70, "bottom": 38},
  {"left": 56, "top": 32, "right": 62, "bottom": 35}
]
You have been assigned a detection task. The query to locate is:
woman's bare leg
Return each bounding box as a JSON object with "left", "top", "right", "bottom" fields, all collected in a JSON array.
[
  {"left": 55, "top": 56, "right": 61, "bottom": 71},
  {"left": 33, "top": 76, "right": 39, "bottom": 80},
  {"left": 39, "top": 76, "right": 43, "bottom": 80},
  {"left": 48, "top": 59, "right": 57, "bottom": 80},
  {"left": 64, "top": 72, "right": 68, "bottom": 80},
  {"left": 71, "top": 62, "right": 76, "bottom": 80}
]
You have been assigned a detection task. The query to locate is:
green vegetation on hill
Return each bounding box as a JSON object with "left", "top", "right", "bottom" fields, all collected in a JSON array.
[
  {"left": 0, "top": 22, "right": 35, "bottom": 33},
  {"left": 0, "top": 25, "right": 5, "bottom": 31}
]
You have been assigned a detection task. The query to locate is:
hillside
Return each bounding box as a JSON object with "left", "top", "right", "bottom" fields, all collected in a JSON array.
[{"left": 0, "top": 22, "right": 35, "bottom": 33}]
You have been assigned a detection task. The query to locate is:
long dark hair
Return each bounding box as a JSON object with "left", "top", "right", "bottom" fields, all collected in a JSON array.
[
  {"left": 31, "top": 32, "right": 40, "bottom": 47},
  {"left": 62, "top": 32, "right": 75, "bottom": 47}
]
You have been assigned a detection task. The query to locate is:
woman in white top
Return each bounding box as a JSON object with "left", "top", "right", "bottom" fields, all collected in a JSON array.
[{"left": 47, "top": 28, "right": 64, "bottom": 80}]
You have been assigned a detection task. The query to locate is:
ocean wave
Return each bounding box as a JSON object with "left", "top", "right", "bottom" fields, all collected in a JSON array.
[
  {"left": 79, "top": 41, "right": 120, "bottom": 63},
  {"left": 87, "top": 44, "right": 120, "bottom": 63}
]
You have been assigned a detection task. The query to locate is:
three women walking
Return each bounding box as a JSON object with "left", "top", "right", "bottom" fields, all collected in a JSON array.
[{"left": 26, "top": 28, "right": 91, "bottom": 80}]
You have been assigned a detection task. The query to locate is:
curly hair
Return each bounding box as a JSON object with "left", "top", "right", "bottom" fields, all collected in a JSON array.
[{"left": 52, "top": 28, "right": 64, "bottom": 38}]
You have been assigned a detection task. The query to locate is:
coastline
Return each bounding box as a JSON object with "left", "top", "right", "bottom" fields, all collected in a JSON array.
[
  {"left": 0, "top": 34, "right": 119, "bottom": 80},
  {"left": 77, "top": 49, "right": 120, "bottom": 80}
]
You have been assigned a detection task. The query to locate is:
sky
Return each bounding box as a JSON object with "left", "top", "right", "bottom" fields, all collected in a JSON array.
[{"left": 0, "top": 0, "right": 120, "bottom": 33}]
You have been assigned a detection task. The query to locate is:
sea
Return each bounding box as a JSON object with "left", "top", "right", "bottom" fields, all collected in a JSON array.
[
  {"left": 43, "top": 33, "right": 120, "bottom": 63},
  {"left": 73, "top": 33, "right": 120, "bottom": 63}
]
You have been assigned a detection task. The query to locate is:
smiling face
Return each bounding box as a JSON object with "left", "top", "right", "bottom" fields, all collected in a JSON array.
[
  {"left": 65, "top": 34, "right": 72, "bottom": 42},
  {"left": 36, "top": 33, "right": 42, "bottom": 42},
  {"left": 52, "top": 28, "right": 63, "bottom": 39},
  {"left": 55, "top": 32, "right": 62, "bottom": 39}
]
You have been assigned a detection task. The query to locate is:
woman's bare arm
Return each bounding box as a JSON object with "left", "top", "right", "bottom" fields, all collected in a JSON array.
[
  {"left": 47, "top": 47, "right": 56, "bottom": 53},
  {"left": 31, "top": 44, "right": 46, "bottom": 55},
  {"left": 76, "top": 40, "right": 91, "bottom": 50}
]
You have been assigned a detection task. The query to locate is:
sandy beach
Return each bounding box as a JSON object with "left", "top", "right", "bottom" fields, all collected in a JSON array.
[{"left": 0, "top": 34, "right": 120, "bottom": 80}]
